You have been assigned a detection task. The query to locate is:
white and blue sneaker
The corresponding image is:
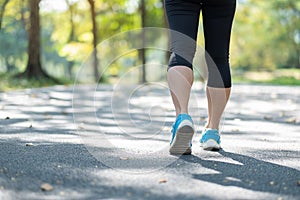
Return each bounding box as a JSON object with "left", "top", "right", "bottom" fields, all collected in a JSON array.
[
  {"left": 200, "top": 128, "right": 221, "bottom": 151},
  {"left": 169, "top": 114, "right": 194, "bottom": 155}
]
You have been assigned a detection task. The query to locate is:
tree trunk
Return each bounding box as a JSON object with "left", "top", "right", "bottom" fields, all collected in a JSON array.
[
  {"left": 139, "top": 0, "right": 146, "bottom": 83},
  {"left": 65, "top": 0, "right": 76, "bottom": 79},
  {"left": 161, "top": 0, "right": 170, "bottom": 81},
  {"left": 0, "top": 0, "right": 10, "bottom": 30},
  {"left": 23, "top": 0, "right": 48, "bottom": 79},
  {"left": 88, "top": 0, "right": 100, "bottom": 82}
]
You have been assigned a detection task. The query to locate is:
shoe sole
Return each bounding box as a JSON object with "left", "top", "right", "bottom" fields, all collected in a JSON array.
[
  {"left": 202, "top": 139, "right": 221, "bottom": 151},
  {"left": 169, "top": 121, "right": 194, "bottom": 155}
]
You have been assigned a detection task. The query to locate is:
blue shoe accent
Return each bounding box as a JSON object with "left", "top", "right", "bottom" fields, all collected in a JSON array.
[
  {"left": 169, "top": 114, "right": 194, "bottom": 155},
  {"left": 200, "top": 129, "right": 221, "bottom": 151}
]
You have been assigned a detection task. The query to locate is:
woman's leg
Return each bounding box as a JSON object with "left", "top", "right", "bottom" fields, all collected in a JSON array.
[
  {"left": 165, "top": 0, "right": 201, "bottom": 154},
  {"left": 202, "top": 0, "right": 236, "bottom": 130},
  {"left": 164, "top": 0, "right": 201, "bottom": 116},
  {"left": 206, "top": 87, "right": 231, "bottom": 129},
  {"left": 168, "top": 66, "right": 193, "bottom": 116}
]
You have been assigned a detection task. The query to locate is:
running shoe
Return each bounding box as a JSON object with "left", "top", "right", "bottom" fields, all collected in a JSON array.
[
  {"left": 169, "top": 114, "right": 194, "bottom": 155},
  {"left": 200, "top": 128, "right": 221, "bottom": 151}
]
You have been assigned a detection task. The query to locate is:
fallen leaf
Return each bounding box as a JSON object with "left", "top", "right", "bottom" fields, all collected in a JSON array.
[
  {"left": 61, "top": 111, "right": 68, "bottom": 115},
  {"left": 119, "top": 157, "right": 129, "bottom": 160},
  {"left": 297, "top": 180, "right": 300, "bottom": 186},
  {"left": 40, "top": 183, "right": 53, "bottom": 191},
  {"left": 264, "top": 116, "right": 273, "bottom": 121},
  {"left": 285, "top": 117, "right": 297, "bottom": 124},
  {"left": 5, "top": 117, "right": 10, "bottom": 120},
  {"left": 269, "top": 181, "right": 275, "bottom": 186},
  {"left": 25, "top": 143, "right": 34, "bottom": 146},
  {"left": 29, "top": 124, "right": 33, "bottom": 128},
  {"left": 159, "top": 179, "right": 167, "bottom": 184}
]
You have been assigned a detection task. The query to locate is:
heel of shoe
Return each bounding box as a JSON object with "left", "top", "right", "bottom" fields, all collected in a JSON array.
[{"left": 169, "top": 124, "right": 194, "bottom": 155}]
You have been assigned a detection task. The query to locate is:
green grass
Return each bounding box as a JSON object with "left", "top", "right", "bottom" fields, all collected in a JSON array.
[
  {"left": 0, "top": 73, "right": 73, "bottom": 92},
  {"left": 1, "top": 68, "right": 300, "bottom": 92},
  {"left": 264, "top": 76, "right": 300, "bottom": 85},
  {"left": 232, "top": 68, "right": 300, "bottom": 86}
]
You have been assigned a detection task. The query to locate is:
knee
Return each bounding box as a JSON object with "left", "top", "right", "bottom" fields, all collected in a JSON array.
[
  {"left": 206, "top": 59, "right": 232, "bottom": 88},
  {"left": 168, "top": 52, "right": 193, "bottom": 70}
]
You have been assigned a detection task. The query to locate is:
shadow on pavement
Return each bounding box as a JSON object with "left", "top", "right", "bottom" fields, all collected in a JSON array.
[
  {"left": 0, "top": 140, "right": 215, "bottom": 200},
  {"left": 180, "top": 150, "right": 300, "bottom": 197}
]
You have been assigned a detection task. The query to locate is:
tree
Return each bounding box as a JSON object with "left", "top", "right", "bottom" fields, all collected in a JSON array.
[
  {"left": 139, "top": 0, "right": 146, "bottom": 83},
  {"left": 161, "top": 0, "right": 170, "bottom": 70},
  {"left": 271, "top": 0, "right": 300, "bottom": 68},
  {"left": 231, "top": 0, "right": 300, "bottom": 70},
  {"left": 65, "top": 0, "right": 76, "bottom": 78},
  {"left": 0, "top": 0, "right": 28, "bottom": 73},
  {"left": 21, "top": 0, "right": 50, "bottom": 79},
  {"left": 0, "top": 0, "right": 9, "bottom": 30},
  {"left": 87, "top": 0, "right": 100, "bottom": 82}
]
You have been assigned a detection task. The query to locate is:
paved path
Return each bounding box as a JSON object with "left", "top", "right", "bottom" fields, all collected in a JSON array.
[{"left": 0, "top": 83, "right": 299, "bottom": 200}]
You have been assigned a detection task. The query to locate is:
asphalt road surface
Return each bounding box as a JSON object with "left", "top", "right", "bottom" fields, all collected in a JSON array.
[{"left": 0, "top": 83, "right": 299, "bottom": 200}]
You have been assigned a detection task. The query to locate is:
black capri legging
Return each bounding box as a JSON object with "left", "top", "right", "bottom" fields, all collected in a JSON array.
[{"left": 165, "top": 0, "right": 236, "bottom": 88}]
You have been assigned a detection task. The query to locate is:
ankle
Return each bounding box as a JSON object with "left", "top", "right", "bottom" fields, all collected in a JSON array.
[
  {"left": 205, "top": 123, "right": 219, "bottom": 130},
  {"left": 176, "top": 111, "right": 188, "bottom": 117},
  {"left": 206, "top": 127, "right": 219, "bottom": 131},
  {"left": 180, "top": 112, "right": 189, "bottom": 115}
]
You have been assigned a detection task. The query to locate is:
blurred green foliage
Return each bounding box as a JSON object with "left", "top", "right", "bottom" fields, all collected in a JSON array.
[
  {"left": 0, "top": 0, "right": 299, "bottom": 89},
  {"left": 231, "top": 0, "right": 300, "bottom": 71}
]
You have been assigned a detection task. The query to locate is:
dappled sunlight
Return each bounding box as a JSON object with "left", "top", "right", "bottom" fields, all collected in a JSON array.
[
  {"left": 181, "top": 150, "right": 300, "bottom": 198},
  {"left": 227, "top": 84, "right": 300, "bottom": 124},
  {"left": 1, "top": 0, "right": 300, "bottom": 198},
  {"left": 0, "top": 133, "right": 81, "bottom": 145},
  {"left": 0, "top": 84, "right": 300, "bottom": 199}
]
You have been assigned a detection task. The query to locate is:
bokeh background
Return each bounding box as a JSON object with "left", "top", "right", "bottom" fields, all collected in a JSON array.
[{"left": 0, "top": 0, "right": 299, "bottom": 90}]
